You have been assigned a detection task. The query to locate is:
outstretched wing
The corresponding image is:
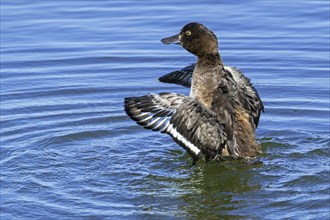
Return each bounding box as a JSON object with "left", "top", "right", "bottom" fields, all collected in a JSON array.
[
  {"left": 158, "top": 64, "right": 264, "bottom": 129},
  {"left": 124, "top": 92, "right": 227, "bottom": 163},
  {"left": 158, "top": 64, "right": 194, "bottom": 87}
]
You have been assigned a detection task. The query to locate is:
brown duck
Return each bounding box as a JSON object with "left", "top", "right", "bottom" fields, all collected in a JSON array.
[{"left": 124, "top": 22, "right": 264, "bottom": 164}]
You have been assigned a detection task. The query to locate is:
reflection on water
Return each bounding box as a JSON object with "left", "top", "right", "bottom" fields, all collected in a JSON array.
[
  {"left": 1, "top": 0, "right": 329, "bottom": 219},
  {"left": 179, "top": 164, "right": 261, "bottom": 219}
]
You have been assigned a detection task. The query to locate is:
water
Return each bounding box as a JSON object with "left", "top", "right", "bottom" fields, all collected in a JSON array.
[{"left": 1, "top": 0, "right": 329, "bottom": 219}]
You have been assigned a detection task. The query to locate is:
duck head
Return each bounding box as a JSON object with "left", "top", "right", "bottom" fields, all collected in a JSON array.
[{"left": 161, "top": 22, "right": 219, "bottom": 57}]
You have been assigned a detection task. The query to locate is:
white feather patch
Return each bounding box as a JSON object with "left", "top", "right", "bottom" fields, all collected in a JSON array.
[
  {"left": 167, "top": 123, "right": 201, "bottom": 155},
  {"left": 138, "top": 115, "right": 153, "bottom": 123},
  {"left": 151, "top": 117, "right": 169, "bottom": 131},
  {"left": 224, "top": 66, "right": 240, "bottom": 83}
]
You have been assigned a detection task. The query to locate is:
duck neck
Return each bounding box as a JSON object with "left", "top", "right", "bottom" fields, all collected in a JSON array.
[
  {"left": 190, "top": 51, "right": 225, "bottom": 106},
  {"left": 197, "top": 52, "right": 223, "bottom": 67}
]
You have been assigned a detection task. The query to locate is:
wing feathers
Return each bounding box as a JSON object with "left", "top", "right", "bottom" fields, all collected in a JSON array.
[
  {"left": 224, "top": 66, "right": 264, "bottom": 129},
  {"left": 124, "top": 93, "right": 227, "bottom": 162},
  {"left": 158, "top": 64, "right": 194, "bottom": 87}
]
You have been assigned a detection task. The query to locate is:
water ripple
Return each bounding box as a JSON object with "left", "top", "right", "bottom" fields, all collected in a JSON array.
[{"left": 1, "top": 0, "right": 329, "bottom": 219}]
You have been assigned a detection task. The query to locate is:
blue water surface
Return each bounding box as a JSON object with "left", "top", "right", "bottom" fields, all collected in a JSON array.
[{"left": 1, "top": 0, "right": 329, "bottom": 219}]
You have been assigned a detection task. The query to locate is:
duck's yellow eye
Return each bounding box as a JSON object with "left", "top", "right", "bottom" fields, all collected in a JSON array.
[{"left": 185, "top": 30, "right": 191, "bottom": 36}]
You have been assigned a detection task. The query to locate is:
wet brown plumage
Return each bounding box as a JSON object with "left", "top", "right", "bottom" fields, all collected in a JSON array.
[{"left": 125, "top": 22, "right": 264, "bottom": 163}]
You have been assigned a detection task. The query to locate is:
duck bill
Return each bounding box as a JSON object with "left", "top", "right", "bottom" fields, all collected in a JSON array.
[{"left": 161, "top": 34, "right": 181, "bottom": 44}]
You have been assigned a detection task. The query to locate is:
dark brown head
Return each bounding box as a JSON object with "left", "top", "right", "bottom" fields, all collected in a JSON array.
[{"left": 161, "top": 22, "right": 219, "bottom": 57}]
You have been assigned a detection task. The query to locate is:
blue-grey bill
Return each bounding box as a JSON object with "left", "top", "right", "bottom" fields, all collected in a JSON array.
[{"left": 161, "top": 34, "right": 180, "bottom": 44}]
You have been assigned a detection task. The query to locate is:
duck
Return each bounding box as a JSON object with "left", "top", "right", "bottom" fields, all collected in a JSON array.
[{"left": 124, "top": 22, "right": 264, "bottom": 164}]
